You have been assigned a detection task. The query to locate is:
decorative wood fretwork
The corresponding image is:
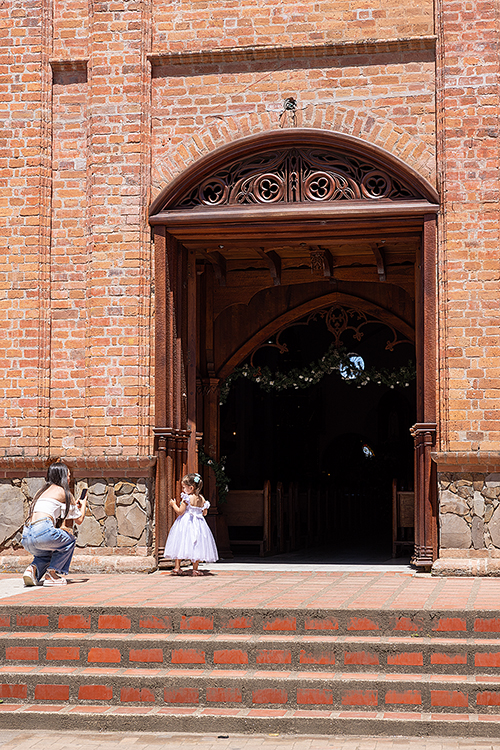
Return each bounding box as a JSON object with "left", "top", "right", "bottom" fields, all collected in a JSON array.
[
  {"left": 249, "top": 304, "right": 411, "bottom": 366},
  {"left": 171, "top": 148, "right": 418, "bottom": 210}
]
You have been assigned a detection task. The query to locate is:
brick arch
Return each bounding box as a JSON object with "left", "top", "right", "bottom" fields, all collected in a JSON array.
[
  {"left": 150, "top": 127, "right": 438, "bottom": 215},
  {"left": 151, "top": 112, "right": 436, "bottom": 204}
]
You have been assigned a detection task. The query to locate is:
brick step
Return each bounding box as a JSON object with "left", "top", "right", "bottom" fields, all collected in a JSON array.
[
  {"left": 2, "top": 702, "right": 500, "bottom": 737},
  {"left": 2, "top": 631, "right": 500, "bottom": 673},
  {"left": 3, "top": 606, "right": 500, "bottom": 637},
  {"left": 2, "top": 665, "right": 500, "bottom": 713}
]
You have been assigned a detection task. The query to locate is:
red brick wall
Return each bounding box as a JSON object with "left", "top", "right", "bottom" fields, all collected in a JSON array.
[
  {"left": 151, "top": 46, "right": 437, "bottom": 198},
  {"left": 1, "top": 0, "right": 499, "bottom": 558},
  {"left": 437, "top": 0, "right": 500, "bottom": 453},
  {"left": 152, "top": 0, "right": 434, "bottom": 53}
]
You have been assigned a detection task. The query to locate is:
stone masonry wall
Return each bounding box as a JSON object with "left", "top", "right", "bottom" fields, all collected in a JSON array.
[
  {"left": 439, "top": 473, "right": 500, "bottom": 552},
  {"left": 0, "top": 478, "right": 153, "bottom": 555}
]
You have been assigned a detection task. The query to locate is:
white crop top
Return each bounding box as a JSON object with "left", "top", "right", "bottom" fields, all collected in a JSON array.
[{"left": 33, "top": 495, "right": 81, "bottom": 522}]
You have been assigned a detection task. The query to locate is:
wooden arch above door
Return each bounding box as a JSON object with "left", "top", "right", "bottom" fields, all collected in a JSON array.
[
  {"left": 150, "top": 129, "right": 438, "bottom": 216},
  {"left": 218, "top": 292, "right": 415, "bottom": 381}
]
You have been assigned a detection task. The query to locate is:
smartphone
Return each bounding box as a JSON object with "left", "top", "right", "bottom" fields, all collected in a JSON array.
[{"left": 79, "top": 488, "right": 88, "bottom": 502}]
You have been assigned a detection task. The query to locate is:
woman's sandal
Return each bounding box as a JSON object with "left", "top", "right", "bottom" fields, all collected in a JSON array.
[{"left": 44, "top": 571, "right": 67, "bottom": 586}]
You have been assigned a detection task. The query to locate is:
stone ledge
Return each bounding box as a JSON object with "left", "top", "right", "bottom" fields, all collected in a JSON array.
[
  {"left": 432, "top": 452, "right": 500, "bottom": 472},
  {"left": 0, "top": 456, "right": 157, "bottom": 479},
  {"left": 0, "top": 554, "right": 157, "bottom": 574},
  {"left": 432, "top": 556, "right": 500, "bottom": 576},
  {"left": 439, "top": 548, "right": 500, "bottom": 559}
]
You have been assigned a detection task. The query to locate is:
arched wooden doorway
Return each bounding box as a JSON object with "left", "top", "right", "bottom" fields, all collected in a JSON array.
[{"left": 149, "top": 129, "right": 439, "bottom": 569}]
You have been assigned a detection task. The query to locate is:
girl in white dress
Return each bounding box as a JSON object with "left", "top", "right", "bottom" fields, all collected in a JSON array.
[{"left": 165, "top": 473, "right": 218, "bottom": 575}]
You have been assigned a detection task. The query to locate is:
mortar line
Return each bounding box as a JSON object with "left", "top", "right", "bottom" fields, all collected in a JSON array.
[
  {"left": 465, "top": 576, "right": 482, "bottom": 611},
  {"left": 420, "top": 577, "right": 448, "bottom": 610},
  {"left": 330, "top": 572, "right": 387, "bottom": 609}
]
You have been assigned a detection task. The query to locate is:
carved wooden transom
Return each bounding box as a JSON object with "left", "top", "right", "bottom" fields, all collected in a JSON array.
[{"left": 171, "top": 147, "right": 419, "bottom": 210}]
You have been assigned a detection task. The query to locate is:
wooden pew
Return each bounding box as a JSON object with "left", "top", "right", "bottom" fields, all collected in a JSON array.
[
  {"left": 223, "top": 481, "right": 271, "bottom": 556},
  {"left": 392, "top": 478, "right": 415, "bottom": 557}
]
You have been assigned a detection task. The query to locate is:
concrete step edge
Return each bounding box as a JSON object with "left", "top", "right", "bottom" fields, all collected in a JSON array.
[
  {"left": 3, "top": 607, "right": 500, "bottom": 637},
  {"left": 2, "top": 705, "right": 500, "bottom": 736}
]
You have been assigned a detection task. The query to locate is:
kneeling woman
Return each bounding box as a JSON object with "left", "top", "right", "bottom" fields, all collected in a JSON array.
[{"left": 22, "top": 461, "right": 87, "bottom": 587}]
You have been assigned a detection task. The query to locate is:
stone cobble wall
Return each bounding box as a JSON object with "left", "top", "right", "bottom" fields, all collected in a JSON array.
[
  {"left": 439, "top": 473, "right": 500, "bottom": 551},
  {"left": 0, "top": 478, "right": 153, "bottom": 554}
]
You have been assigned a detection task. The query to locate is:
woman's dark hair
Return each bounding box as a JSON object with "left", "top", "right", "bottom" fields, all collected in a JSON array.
[{"left": 32, "top": 461, "right": 72, "bottom": 521}]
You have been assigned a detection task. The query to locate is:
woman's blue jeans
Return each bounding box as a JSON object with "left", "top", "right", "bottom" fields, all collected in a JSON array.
[{"left": 21, "top": 518, "right": 76, "bottom": 580}]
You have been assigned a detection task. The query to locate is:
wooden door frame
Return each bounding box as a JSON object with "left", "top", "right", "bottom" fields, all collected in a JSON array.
[{"left": 150, "top": 130, "right": 439, "bottom": 568}]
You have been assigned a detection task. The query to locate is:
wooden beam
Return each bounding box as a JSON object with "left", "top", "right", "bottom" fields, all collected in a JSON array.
[
  {"left": 257, "top": 247, "right": 281, "bottom": 285},
  {"left": 371, "top": 243, "right": 386, "bottom": 281},
  {"left": 202, "top": 250, "right": 226, "bottom": 286},
  {"left": 310, "top": 245, "right": 334, "bottom": 277}
]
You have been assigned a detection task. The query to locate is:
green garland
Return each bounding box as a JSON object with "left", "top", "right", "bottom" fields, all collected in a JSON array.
[
  {"left": 220, "top": 344, "right": 416, "bottom": 405},
  {"left": 198, "top": 445, "right": 231, "bottom": 505}
]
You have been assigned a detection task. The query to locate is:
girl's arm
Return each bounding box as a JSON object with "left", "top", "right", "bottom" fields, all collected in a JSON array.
[{"left": 169, "top": 498, "right": 187, "bottom": 515}]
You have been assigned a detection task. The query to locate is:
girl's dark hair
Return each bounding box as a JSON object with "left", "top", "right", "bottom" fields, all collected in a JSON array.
[
  {"left": 182, "top": 473, "right": 203, "bottom": 496},
  {"left": 33, "top": 461, "right": 72, "bottom": 521}
]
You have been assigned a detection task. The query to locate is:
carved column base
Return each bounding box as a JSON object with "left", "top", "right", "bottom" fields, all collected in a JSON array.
[{"left": 411, "top": 544, "right": 434, "bottom": 571}]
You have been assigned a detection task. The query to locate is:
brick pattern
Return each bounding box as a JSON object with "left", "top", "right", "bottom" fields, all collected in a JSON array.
[
  {"left": 5, "top": 604, "right": 500, "bottom": 637},
  {"left": 152, "top": 0, "right": 434, "bottom": 53},
  {"left": 437, "top": 0, "right": 500, "bottom": 452},
  {"left": 2, "top": 671, "right": 498, "bottom": 712},
  {"left": 151, "top": 55, "right": 437, "bottom": 196}
]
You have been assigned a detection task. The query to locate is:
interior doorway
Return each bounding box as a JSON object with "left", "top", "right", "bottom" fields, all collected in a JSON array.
[{"left": 220, "top": 309, "right": 416, "bottom": 560}]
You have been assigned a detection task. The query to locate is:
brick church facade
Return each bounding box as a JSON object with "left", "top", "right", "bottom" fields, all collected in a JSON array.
[{"left": 0, "top": 0, "right": 498, "bottom": 574}]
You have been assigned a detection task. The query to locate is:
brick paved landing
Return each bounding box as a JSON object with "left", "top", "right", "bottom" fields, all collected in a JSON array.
[
  {"left": 1, "top": 570, "right": 500, "bottom": 736},
  {"left": 0, "top": 568, "right": 499, "bottom": 610}
]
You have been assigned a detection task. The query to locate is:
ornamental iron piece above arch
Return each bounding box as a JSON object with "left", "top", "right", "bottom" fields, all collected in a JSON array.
[
  {"left": 172, "top": 147, "right": 417, "bottom": 210},
  {"left": 249, "top": 305, "right": 410, "bottom": 367}
]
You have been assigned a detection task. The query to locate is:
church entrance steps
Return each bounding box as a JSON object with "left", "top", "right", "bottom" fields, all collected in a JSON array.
[
  {"left": 2, "top": 630, "right": 500, "bottom": 674},
  {"left": 2, "top": 703, "right": 500, "bottom": 737},
  {"left": 1, "top": 571, "right": 500, "bottom": 734}
]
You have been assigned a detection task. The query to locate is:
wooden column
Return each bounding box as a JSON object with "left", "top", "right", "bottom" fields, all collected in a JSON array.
[
  {"left": 186, "top": 248, "right": 197, "bottom": 471},
  {"left": 411, "top": 214, "right": 438, "bottom": 569},
  {"left": 153, "top": 227, "right": 190, "bottom": 564}
]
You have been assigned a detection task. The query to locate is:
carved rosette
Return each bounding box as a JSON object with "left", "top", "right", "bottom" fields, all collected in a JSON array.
[{"left": 174, "top": 148, "right": 417, "bottom": 210}]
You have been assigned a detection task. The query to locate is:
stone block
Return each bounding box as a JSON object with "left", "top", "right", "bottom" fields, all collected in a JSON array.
[
  {"left": 116, "top": 503, "right": 146, "bottom": 540},
  {"left": 89, "top": 482, "right": 107, "bottom": 496},
  {"left": 472, "top": 517, "right": 485, "bottom": 549},
  {"left": 115, "top": 481, "right": 135, "bottom": 496},
  {"left": 76, "top": 516, "right": 103, "bottom": 548},
  {"left": 474, "top": 491, "right": 485, "bottom": 518},
  {"left": 486, "top": 474, "right": 500, "bottom": 487},
  {"left": 0, "top": 483, "right": 25, "bottom": 546},
  {"left": 439, "top": 490, "right": 467, "bottom": 516},
  {"left": 104, "top": 516, "right": 117, "bottom": 547},
  {"left": 21, "top": 477, "right": 46, "bottom": 499},
  {"left": 440, "top": 514, "right": 471, "bottom": 549},
  {"left": 105, "top": 486, "right": 116, "bottom": 516},
  {"left": 91, "top": 504, "right": 106, "bottom": 521},
  {"left": 488, "top": 505, "right": 500, "bottom": 549},
  {"left": 133, "top": 491, "right": 147, "bottom": 509},
  {"left": 116, "top": 491, "right": 135, "bottom": 506}
]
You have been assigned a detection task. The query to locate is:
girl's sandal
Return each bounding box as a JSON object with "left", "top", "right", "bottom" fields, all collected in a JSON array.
[
  {"left": 192, "top": 569, "right": 203, "bottom": 577},
  {"left": 170, "top": 569, "right": 182, "bottom": 576}
]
